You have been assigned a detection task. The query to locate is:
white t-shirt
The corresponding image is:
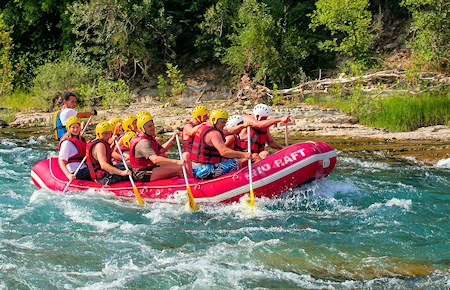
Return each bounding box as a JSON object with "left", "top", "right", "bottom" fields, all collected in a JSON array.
[
  {"left": 59, "top": 108, "right": 77, "bottom": 125},
  {"left": 58, "top": 140, "right": 87, "bottom": 173}
]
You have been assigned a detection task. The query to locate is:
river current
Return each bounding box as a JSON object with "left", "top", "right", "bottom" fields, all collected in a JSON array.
[{"left": 0, "top": 128, "right": 449, "bottom": 289}]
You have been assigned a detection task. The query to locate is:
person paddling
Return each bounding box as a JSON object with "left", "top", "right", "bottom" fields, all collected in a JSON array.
[
  {"left": 58, "top": 116, "right": 91, "bottom": 181},
  {"left": 130, "top": 115, "right": 190, "bottom": 182},
  {"left": 53, "top": 92, "right": 96, "bottom": 140},
  {"left": 225, "top": 115, "right": 262, "bottom": 162},
  {"left": 191, "top": 109, "right": 253, "bottom": 180},
  {"left": 86, "top": 122, "right": 132, "bottom": 185},
  {"left": 239, "top": 104, "right": 290, "bottom": 159}
]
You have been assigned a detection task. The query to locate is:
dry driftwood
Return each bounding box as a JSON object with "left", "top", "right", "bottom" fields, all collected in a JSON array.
[{"left": 259, "top": 69, "right": 450, "bottom": 97}]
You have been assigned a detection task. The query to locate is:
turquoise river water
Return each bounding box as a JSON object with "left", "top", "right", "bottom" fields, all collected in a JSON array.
[{"left": 0, "top": 128, "right": 449, "bottom": 289}]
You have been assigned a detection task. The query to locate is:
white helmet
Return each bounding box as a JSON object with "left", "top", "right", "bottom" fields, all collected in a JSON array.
[
  {"left": 226, "top": 115, "right": 244, "bottom": 127},
  {"left": 253, "top": 104, "right": 271, "bottom": 121}
]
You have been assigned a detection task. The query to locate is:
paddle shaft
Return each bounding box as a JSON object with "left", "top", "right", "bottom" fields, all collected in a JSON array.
[
  {"left": 247, "top": 126, "right": 255, "bottom": 206},
  {"left": 285, "top": 122, "right": 289, "bottom": 147},
  {"left": 115, "top": 140, "right": 144, "bottom": 205},
  {"left": 175, "top": 134, "right": 198, "bottom": 211},
  {"left": 80, "top": 115, "right": 93, "bottom": 136},
  {"left": 62, "top": 156, "right": 87, "bottom": 194}
]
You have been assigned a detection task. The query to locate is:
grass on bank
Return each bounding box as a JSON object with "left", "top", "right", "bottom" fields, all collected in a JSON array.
[
  {"left": 0, "top": 90, "right": 46, "bottom": 122},
  {"left": 304, "top": 87, "right": 450, "bottom": 132}
]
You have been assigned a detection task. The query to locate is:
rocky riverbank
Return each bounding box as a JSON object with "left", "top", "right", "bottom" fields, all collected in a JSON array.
[{"left": 5, "top": 99, "right": 450, "bottom": 166}]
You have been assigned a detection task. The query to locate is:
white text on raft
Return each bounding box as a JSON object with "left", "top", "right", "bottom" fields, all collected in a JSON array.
[{"left": 244, "top": 149, "right": 306, "bottom": 178}]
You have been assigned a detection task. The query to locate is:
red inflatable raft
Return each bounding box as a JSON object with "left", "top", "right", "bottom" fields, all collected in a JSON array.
[{"left": 31, "top": 142, "right": 336, "bottom": 203}]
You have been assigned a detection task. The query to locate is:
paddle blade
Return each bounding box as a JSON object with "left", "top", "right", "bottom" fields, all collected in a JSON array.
[
  {"left": 186, "top": 185, "right": 197, "bottom": 211},
  {"left": 133, "top": 185, "right": 144, "bottom": 205},
  {"left": 247, "top": 189, "right": 255, "bottom": 206}
]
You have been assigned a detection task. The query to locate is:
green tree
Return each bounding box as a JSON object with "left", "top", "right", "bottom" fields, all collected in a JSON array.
[
  {"left": 68, "top": 0, "right": 181, "bottom": 81},
  {"left": 0, "top": 13, "right": 14, "bottom": 96},
  {"left": 223, "top": 0, "right": 307, "bottom": 86},
  {"left": 401, "top": 0, "right": 450, "bottom": 72},
  {"left": 309, "top": 0, "right": 373, "bottom": 61}
]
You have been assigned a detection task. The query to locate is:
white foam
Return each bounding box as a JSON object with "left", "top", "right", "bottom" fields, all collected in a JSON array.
[
  {"left": 62, "top": 201, "right": 120, "bottom": 231},
  {"left": 368, "top": 198, "right": 412, "bottom": 211},
  {"left": 340, "top": 156, "right": 390, "bottom": 171},
  {"left": 434, "top": 158, "right": 450, "bottom": 169}
]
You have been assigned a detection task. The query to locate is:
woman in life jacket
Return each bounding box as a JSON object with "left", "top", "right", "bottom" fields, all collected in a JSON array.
[{"left": 58, "top": 116, "right": 91, "bottom": 181}]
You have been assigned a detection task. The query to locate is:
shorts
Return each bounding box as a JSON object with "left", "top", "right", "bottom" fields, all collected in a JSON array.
[
  {"left": 193, "top": 159, "right": 239, "bottom": 180},
  {"left": 94, "top": 163, "right": 129, "bottom": 185}
]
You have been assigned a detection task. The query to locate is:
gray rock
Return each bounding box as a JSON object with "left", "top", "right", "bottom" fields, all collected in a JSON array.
[{"left": 0, "top": 119, "right": 8, "bottom": 127}]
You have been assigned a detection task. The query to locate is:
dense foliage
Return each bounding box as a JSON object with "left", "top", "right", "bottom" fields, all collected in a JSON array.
[{"left": 0, "top": 0, "right": 448, "bottom": 108}]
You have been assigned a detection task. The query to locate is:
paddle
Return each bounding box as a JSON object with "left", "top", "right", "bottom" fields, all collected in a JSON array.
[
  {"left": 285, "top": 122, "right": 289, "bottom": 147},
  {"left": 62, "top": 156, "right": 87, "bottom": 194},
  {"left": 115, "top": 140, "right": 144, "bottom": 205},
  {"left": 80, "top": 115, "right": 93, "bottom": 136},
  {"left": 246, "top": 124, "right": 255, "bottom": 206},
  {"left": 175, "top": 134, "right": 198, "bottom": 211}
]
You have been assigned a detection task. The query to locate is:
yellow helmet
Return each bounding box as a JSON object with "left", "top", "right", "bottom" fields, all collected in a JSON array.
[
  {"left": 209, "top": 109, "right": 228, "bottom": 125},
  {"left": 192, "top": 105, "right": 209, "bottom": 122},
  {"left": 108, "top": 117, "right": 122, "bottom": 132},
  {"left": 95, "top": 122, "right": 112, "bottom": 139},
  {"left": 122, "top": 115, "right": 137, "bottom": 132},
  {"left": 136, "top": 115, "right": 153, "bottom": 133},
  {"left": 65, "top": 116, "right": 81, "bottom": 131},
  {"left": 136, "top": 110, "right": 151, "bottom": 119},
  {"left": 122, "top": 131, "right": 136, "bottom": 148}
]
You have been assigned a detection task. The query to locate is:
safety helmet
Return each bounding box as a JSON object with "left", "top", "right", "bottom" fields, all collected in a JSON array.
[
  {"left": 136, "top": 115, "right": 153, "bottom": 133},
  {"left": 122, "top": 131, "right": 136, "bottom": 148},
  {"left": 253, "top": 104, "right": 271, "bottom": 121},
  {"left": 95, "top": 122, "right": 112, "bottom": 139},
  {"left": 108, "top": 117, "right": 122, "bottom": 132},
  {"left": 136, "top": 110, "right": 151, "bottom": 119},
  {"left": 192, "top": 105, "right": 209, "bottom": 122},
  {"left": 209, "top": 109, "right": 228, "bottom": 125},
  {"left": 65, "top": 116, "right": 81, "bottom": 131},
  {"left": 226, "top": 115, "right": 244, "bottom": 127},
  {"left": 122, "top": 115, "right": 137, "bottom": 132}
]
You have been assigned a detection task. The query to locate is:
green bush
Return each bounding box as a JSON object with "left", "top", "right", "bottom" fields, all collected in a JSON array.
[
  {"left": 30, "top": 59, "right": 99, "bottom": 109},
  {"left": 0, "top": 13, "right": 14, "bottom": 97},
  {"left": 76, "top": 77, "right": 134, "bottom": 109},
  {"left": 157, "top": 63, "right": 186, "bottom": 106}
]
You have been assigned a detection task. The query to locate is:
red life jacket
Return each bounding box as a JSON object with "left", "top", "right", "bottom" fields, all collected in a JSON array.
[
  {"left": 233, "top": 134, "right": 247, "bottom": 152},
  {"left": 240, "top": 127, "right": 268, "bottom": 153},
  {"left": 182, "top": 121, "right": 196, "bottom": 152},
  {"left": 191, "top": 124, "right": 225, "bottom": 164},
  {"left": 58, "top": 135, "right": 87, "bottom": 163},
  {"left": 129, "top": 134, "right": 160, "bottom": 169},
  {"left": 86, "top": 139, "right": 112, "bottom": 180}
]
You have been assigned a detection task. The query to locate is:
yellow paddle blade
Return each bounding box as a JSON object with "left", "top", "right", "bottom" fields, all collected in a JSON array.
[
  {"left": 186, "top": 185, "right": 197, "bottom": 211},
  {"left": 133, "top": 185, "right": 144, "bottom": 205},
  {"left": 246, "top": 189, "right": 255, "bottom": 206}
]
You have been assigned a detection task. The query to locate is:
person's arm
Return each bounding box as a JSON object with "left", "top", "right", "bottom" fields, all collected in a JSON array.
[
  {"left": 243, "top": 115, "right": 290, "bottom": 130},
  {"left": 184, "top": 123, "right": 203, "bottom": 136},
  {"left": 58, "top": 141, "right": 75, "bottom": 180},
  {"left": 149, "top": 155, "right": 184, "bottom": 166},
  {"left": 223, "top": 123, "right": 247, "bottom": 135},
  {"left": 58, "top": 159, "right": 75, "bottom": 180},
  {"left": 76, "top": 111, "right": 95, "bottom": 118},
  {"left": 266, "top": 131, "right": 284, "bottom": 150},
  {"left": 224, "top": 135, "right": 236, "bottom": 149},
  {"left": 209, "top": 131, "right": 250, "bottom": 159},
  {"left": 159, "top": 131, "right": 179, "bottom": 154},
  {"left": 96, "top": 143, "right": 130, "bottom": 176}
]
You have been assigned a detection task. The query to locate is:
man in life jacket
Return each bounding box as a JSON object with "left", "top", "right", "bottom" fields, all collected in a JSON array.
[
  {"left": 191, "top": 109, "right": 253, "bottom": 180},
  {"left": 182, "top": 105, "right": 209, "bottom": 154},
  {"left": 122, "top": 115, "right": 137, "bottom": 132},
  {"left": 224, "top": 115, "right": 262, "bottom": 162},
  {"left": 240, "top": 104, "right": 290, "bottom": 159},
  {"left": 58, "top": 116, "right": 91, "bottom": 181},
  {"left": 86, "top": 122, "right": 132, "bottom": 185},
  {"left": 130, "top": 115, "right": 189, "bottom": 182},
  {"left": 112, "top": 130, "right": 136, "bottom": 168},
  {"left": 53, "top": 92, "right": 96, "bottom": 140}
]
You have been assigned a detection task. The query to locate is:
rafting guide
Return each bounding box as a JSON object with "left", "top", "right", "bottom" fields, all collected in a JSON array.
[{"left": 53, "top": 92, "right": 97, "bottom": 140}]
